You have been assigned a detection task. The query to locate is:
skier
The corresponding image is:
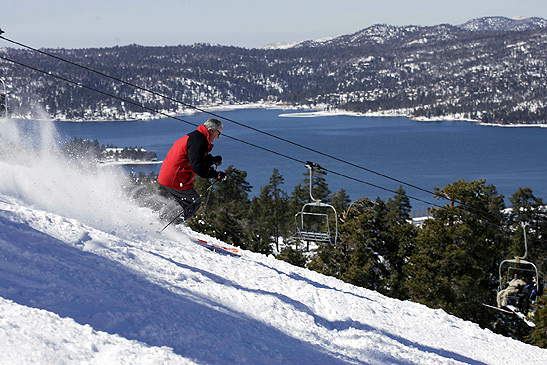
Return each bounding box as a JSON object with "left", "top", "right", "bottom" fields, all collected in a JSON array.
[{"left": 158, "top": 118, "right": 226, "bottom": 223}]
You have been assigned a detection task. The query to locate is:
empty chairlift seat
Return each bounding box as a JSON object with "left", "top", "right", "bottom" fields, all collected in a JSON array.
[{"left": 294, "top": 162, "right": 338, "bottom": 244}]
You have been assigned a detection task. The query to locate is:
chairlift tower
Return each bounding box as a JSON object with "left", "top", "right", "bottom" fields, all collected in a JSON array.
[{"left": 0, "top": 77, "right": 7, "bottom": 119}]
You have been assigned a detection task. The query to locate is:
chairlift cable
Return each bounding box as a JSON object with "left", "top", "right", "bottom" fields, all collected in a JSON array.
[
  {"left": 1, "top": 43, "right": 528, "bottom": 226},
  {"left": 4, "top": 52, "right": 544, "bottom": 238},
  {"left": 3, "top": 35, "right": 510, "bottom": 220},
  {"left": 0, "top": 35, "right": 437, "bottom": 197},
  {"left": 1, "top": 54, "right": 444, "bottom": 208},
  {"left": 0, "top": 54, "right": 299, "bottom": 165}
]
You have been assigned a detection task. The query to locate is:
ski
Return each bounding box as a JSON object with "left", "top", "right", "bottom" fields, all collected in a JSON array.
[
  {"left": 482, "top": 303, "right": 536, "bottom": 327},
  {"left": 506, "top": 305, "right": 536, "bottom": 327},
  {"left": 483, "top": 303, "right": 513, "bottom": 313},
  {"left": 192, "top": 238, "right": 242, "bottom": 257}
]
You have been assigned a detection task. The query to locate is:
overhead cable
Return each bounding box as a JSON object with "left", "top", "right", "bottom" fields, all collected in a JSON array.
[
  {"left": 0, "top": 35, "right": 437, "bottom": 198},
  {"left": 0, "top": 53, "right": 444, "bottom": 210},
  {"left": 2, "top": 35, "right": 539, "bottom": 236}
]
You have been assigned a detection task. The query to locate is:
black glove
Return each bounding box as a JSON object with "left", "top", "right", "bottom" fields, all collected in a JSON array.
[
  {"left": 217, "top": 171, "right": 227, "bottom": 182},
  {"left": 212, "top": 155, "right": 223, "bottom": 166}
]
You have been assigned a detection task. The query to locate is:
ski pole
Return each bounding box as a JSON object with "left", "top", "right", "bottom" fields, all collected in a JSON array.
[{"left": 159, "top": 180, "right": 217, "bottom": 233}]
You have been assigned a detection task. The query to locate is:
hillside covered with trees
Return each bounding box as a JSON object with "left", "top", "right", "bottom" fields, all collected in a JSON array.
[
  {"left": 2, "top": 17, "right": 547, "bottom": 124},
  {"left": 62, "top": 138, "right": 157, "bottom": 164}
]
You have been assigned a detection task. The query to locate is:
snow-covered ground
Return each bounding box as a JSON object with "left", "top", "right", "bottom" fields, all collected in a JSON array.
[{"left": 1, "top": 117, "right": 547, "bottom": 364}]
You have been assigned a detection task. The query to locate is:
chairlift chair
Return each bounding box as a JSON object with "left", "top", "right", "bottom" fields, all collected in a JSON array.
[
  {"left": 498, "top": 222, "right": 540, "bottom": 301},
  {"left": 295, "top": 162, "right": 338, "bottom": 244}
]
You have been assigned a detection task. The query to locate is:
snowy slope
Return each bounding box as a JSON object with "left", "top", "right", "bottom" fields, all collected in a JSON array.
[{"left": 1, "top": 117, "right": 547, "bottom": 364}]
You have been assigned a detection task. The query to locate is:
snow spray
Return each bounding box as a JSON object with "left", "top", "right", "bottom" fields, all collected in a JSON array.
[{"left": 0, "top": 112, "right": 157, "bottom": 238}]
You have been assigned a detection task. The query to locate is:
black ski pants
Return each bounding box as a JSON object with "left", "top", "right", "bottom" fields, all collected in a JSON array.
[{"left": 163, "top": 186, "right": 202, "bottom": 222}]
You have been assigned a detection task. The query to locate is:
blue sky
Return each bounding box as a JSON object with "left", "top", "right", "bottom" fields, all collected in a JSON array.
[{"left": 2, "top": 0, "right": 546, "bottom": 49}]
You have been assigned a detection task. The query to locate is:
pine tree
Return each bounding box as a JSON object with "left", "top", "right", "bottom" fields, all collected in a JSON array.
[
  {"left": 508, "top": 187, "right": 547, "bottom": 344},
  {"left": 336, "top": 188, "right": 416, "bottom": 298},
  {"left": 509, "top": 188, "right": 546, "bottom": 272},
  {"left": 277, "top": 246, "right": 308, "bottom": 268},
  {"left": 341, "top": 198, "right": 390, "bottom": 291},
  {"left": 527, "top": 296, "right": 547, "bottom": 348},
  {"left": 405, "top": 180, "right": 508, "bottom": 327},
  {"left": 248, "top": 191, "right": 275, "bottom": 254},
  {"left": 248, "top": 169, "right": 290, "bottom": 254},
  {"left": 268, "top": 169, "right": 291, "bottom": 251},
  {"left": 386, "top": 186, "right": 412, "bottom": 222},
  {"left": 189, "top": 165, "right": 252, "bottom": 248},
  {"left": 385, "top": 187, "right": 417, "bottom": 300},
  {"left": 306, "top": 239, "right": 343, "bottom": 277},
  {"left": 329, "top": 188, "right": 352, "bottom": 214}
]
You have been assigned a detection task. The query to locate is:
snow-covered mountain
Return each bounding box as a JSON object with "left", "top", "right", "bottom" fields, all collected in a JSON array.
[
  {"left": 4, "top": 15, "right": 547, "bottom": 124},
  {"left": 263, "top": 16, "right": 547, "bottom": 49},
  {"left": 1, "top": 117, "right": 547, "bottom": 364},
  {"left": 459, "top": 16, "right": 547, "bottom": 32}
]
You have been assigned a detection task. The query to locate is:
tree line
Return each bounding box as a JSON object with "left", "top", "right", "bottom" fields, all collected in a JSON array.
[
  {"left": 127, "top": 165, "right": 547, "bottom": 347},
  {"left": 63, "top": 138, "right": 157, "bottom": 162}
]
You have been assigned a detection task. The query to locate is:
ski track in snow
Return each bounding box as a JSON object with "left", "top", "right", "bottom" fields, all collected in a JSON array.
[{"left": 1, "top": 195, "right": 547, "bottom": 364}]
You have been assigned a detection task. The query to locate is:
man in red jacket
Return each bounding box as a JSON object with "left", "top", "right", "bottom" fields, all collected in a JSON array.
[{"left": 158, "top": 118, "right": 226, "bottom": 223}]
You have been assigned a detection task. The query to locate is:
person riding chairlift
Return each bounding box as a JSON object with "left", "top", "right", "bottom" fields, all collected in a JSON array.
[
  {"left": 517, "top": 277, "right": 542, "bottom": 314},
  {"left": 497, "top": 273, "right": 526, "bottom": 309}
]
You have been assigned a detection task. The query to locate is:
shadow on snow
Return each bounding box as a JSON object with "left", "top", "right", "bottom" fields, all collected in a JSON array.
[{"left": 0, "top": 212, "right": 486, "bottom": 365}]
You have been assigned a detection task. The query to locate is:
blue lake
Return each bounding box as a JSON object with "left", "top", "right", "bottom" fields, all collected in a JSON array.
[{"left": 53, "top": 108, "right": 547, "bottom": 214}]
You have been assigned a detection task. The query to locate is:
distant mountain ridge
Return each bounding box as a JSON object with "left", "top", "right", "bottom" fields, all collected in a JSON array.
[
  {"left": 2, "top": 16, "right": 547, "bottom": 124},
  {"left": 458, "top": 16, "right": 547, "bottom": 32},
  {"left": 265, "top": 16, "right": 547, "bottom": 49}
]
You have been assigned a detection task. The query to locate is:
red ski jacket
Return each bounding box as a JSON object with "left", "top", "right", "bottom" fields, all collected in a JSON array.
[{"left": 157, "top": 125, "right": 216, "bottom": 190}]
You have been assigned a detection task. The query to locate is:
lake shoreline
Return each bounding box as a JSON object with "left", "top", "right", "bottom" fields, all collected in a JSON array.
[
  {"left": 14, "top": 102, "right": 546, "bottom": 128},
  {"left": 49, "top": 108, "right": 547, "bottom": 213}
]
